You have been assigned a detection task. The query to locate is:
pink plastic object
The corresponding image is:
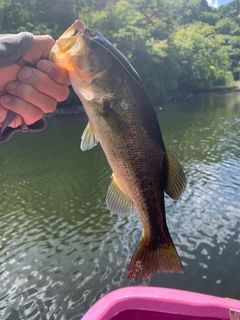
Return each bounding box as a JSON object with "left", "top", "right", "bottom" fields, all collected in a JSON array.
[{"left": 82, "top": 286, "right": 240, "bottom": 320}]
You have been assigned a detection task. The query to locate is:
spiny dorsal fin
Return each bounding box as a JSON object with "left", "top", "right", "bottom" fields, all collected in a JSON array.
[
  {"left": 165, "top": 149, "right": 186, "bottom": 200},
  {"left": 106, "top": 174, "right": 137, "bottom": 215},
  {"left": 80, "top": 121, "right": 98, "bottom": 151}
]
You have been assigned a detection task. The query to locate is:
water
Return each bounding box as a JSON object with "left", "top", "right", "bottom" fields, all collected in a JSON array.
[{"left": 0, "top": 92, "right": 240, "bottom": 319}]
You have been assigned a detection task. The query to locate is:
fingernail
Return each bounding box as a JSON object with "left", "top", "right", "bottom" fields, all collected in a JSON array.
[
  {"left": 7, "top": 81, "right": 18, "bottom": 90},
  {"left": 18, "top": 67, "right": 32, "bottom": 80},
  {"left": 37, "top": 60, "right": 52, "bottom": 74},
  {"left": 1, "top": 95, "right": 12, "bottom": 104}
]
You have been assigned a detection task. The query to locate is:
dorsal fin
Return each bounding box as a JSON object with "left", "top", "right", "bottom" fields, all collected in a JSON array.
[
  {"left": 165, "top": 149, "right": 186, "bottom": 200},
  {"left": 80, "top": 121, "right": 98, "bottom": 151},
  {"left": 106, "top": 174, "right": 136, "bottom": 215}
]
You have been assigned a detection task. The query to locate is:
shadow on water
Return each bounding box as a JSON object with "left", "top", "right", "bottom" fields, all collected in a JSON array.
[{"left": 0, "top": 93, "right": 240, "bottom": 319}]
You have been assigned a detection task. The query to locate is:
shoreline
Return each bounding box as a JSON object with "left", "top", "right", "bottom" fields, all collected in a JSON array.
[
  {"left": 47, "top": 87, "right": 240, "bottom": 118},
  {"left": 45, "top": 105, "right": 85, "bottom": 119},
  {"left": 159, "top": 86, "right": 240, "bottom": 105}
]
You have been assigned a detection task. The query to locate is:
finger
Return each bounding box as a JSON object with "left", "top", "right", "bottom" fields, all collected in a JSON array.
[
  {"left": 37, "top": 60, "right": 71, "bottom": 86},
  {"left": 6, "top": 80, "right": 57, "bottom": 113},
  {"left": 8, "top": 113, "right": 23, "bottom": 128},
  {"left": 18, "top": 67, "right": 69, "bottom": 102},
  {"left": 0, "top": 95, "right": 43, "bottom": 125},
  {"left": 0, "top": 64, "right": 20, "bottom": 92},
  {"left": 0, "top": 104, "right": 22, "bottom": 128},
  {"left": 23, "top": 35, "right": 55, "bottom": 65},
  {"left": 0, "top": 104, "right": 8, "bottom": 124}
]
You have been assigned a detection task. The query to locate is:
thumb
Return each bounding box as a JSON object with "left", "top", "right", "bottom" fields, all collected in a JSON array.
[{"left": 23, "top": 35, "right": 55, "bottom": 66}]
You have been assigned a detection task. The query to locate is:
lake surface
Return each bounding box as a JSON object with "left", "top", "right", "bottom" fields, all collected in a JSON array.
[{"left": 0, "top": 92, "right": 240, "bottom": 319}]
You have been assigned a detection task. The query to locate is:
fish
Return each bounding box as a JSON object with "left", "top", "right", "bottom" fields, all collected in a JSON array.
[{"left": 50, "top": 20, "right": 186, "bottom": 281}]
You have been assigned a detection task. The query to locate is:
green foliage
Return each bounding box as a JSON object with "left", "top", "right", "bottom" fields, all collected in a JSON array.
[
  {"left": 0, "top": 0, "right": 239, "bottom": 100},
  {"left": 0, "top": 0, "right": 79, "bottom": 37},
  {"left": 200, "top": 11, "right": 221, "bottom": 25},
  {"left": 172, "top": 22, "right": 231, "bottom": 91},
  {"left": 215, "top": 18, "right": 239, "bottom": 34},
  {"left": 80, "top": 0, "right": 179, "bottom": 98}
]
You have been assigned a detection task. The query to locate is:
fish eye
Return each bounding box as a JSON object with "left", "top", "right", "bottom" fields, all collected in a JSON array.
[{"left": 84, "top": 27, "right": 96, "bottom": 38}]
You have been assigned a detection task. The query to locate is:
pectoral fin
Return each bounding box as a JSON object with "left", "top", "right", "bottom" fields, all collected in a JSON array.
[
  {"left": 106, "top": 174, "right": 136, "bottom": 215},
  {"left": 165, "top": 149, "right": 186, "bottom": 200},
  {"left": 80, "top": 121, "right": 98, "bottom": 151}
]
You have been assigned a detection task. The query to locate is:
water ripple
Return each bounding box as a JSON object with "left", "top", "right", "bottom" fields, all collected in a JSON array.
[{"left": 1, "top": 94, "right": 240, "bottom": 318}]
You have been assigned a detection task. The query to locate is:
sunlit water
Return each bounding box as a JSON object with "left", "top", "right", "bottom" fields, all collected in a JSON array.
[{"left": 0, "top": 93, "right": 240, "bottom": 319}]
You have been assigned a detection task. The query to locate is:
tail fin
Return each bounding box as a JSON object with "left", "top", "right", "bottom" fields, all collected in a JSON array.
[{"left": 128, "top": 236, "right": 183, "bottom": 281}]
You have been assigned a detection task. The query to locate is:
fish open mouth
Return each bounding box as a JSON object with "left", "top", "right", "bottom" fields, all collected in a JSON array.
[
  {"left": 60, "top": 20, "right": 85, "bottom": 40},
  {"left": 51, "top": 20, "right": 86, "bottom": 54}
]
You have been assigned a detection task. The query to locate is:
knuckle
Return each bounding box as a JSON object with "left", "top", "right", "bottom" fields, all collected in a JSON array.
[
  {"left": 37, "top": 71, "right": 48, "bottom": 85},
  {"left": 10, "top": 82, "right": 33, "bottom": 99},
  {"left": 24, "top": 109, "right": 43, "bottom": 125},
  {"left": 40, "top": 96, "right": 57, "bottom": 113},
  {"left": 17, "top": 82, "right": 31, "bottom": 95},
  {"left": 45, "top": 35, "right": 54, "bottom": 45},
  {"left": 43, "top": 35, "right": 55, "bottom": 56},
  {"left": 57, "top": 86, "right": 69, "bottom": 102},
  {"left": 29, "top": 70, "right": 48, "bottom": 91},
  {"left": 46, "top": 99, "right": 57, "bottom": 113},
  {"left": 6, "top": 80, "right": 20, "bottom": 93}
]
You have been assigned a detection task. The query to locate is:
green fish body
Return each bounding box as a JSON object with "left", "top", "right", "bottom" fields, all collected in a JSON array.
[{"left": 50, "top": 20, "right": 186, "bottom": 281}]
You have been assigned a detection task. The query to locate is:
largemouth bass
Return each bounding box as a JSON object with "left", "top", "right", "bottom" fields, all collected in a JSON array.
[{"left": 50, "top": 20, "right": 186, "bottom": 281}]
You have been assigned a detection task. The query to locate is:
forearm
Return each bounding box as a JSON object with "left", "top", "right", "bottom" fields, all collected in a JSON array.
[{"left": 0, "top": 32, "right": 33, "bottom": 68}]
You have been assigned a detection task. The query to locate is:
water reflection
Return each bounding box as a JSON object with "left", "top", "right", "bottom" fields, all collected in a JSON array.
[{"left": 0, "top": 93, "right": 240, "bottom": 319}]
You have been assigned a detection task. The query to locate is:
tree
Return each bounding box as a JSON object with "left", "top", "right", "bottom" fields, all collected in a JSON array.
[
  {"left": 215, "top": 18, "right": 239, "bottom": 35},
  {"left": 172, "top": 22, "right": 231, "bottom": 92},
  {"left": 0, "top": 0, "right": 237, "bottom": 99},
  {"left": 80, "top": 0, "right": 180, "bottom": 99}
]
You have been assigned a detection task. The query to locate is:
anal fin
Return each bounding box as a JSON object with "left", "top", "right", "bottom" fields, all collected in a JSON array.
[
  {"left": 80, "top": 121, "right": 98, "bottom": 151},
  {"left": 106, "top": 174, "right": 136, "bottom": 215}
]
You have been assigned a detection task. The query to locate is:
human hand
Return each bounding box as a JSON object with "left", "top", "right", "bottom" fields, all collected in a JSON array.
[{"left": 0, "top": 35, "right": 70, "bottom": 128}]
